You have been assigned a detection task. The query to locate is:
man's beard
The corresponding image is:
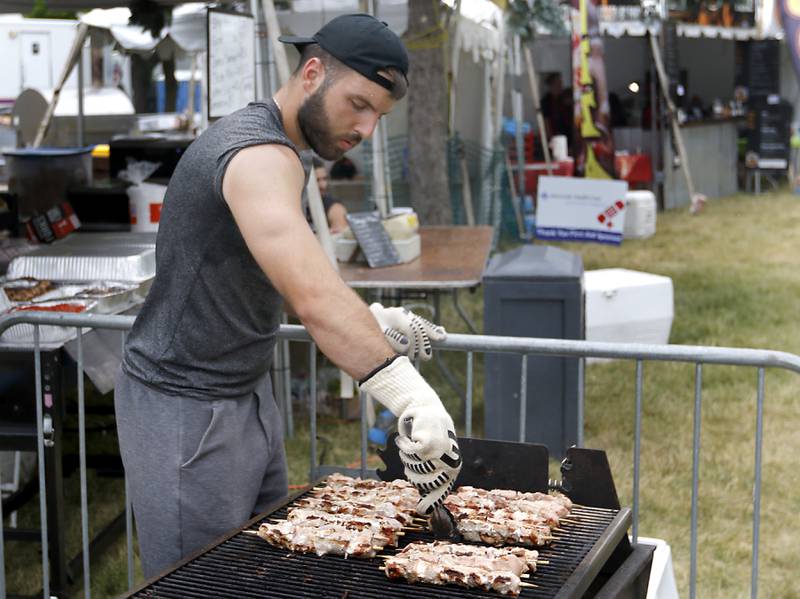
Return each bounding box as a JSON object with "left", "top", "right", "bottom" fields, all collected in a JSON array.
[{"left": 297, "top": 85, "right": 361, "bottom": 161}]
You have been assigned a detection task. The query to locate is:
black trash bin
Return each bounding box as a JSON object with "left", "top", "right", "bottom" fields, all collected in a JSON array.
[{"left": 483, "top": 245, "right": 583, "bottom": 458}]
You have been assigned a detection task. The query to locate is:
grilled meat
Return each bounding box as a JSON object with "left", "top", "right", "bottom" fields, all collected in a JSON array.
[{"left": 384, "top": 541, "right": 540, "bottom": 596}]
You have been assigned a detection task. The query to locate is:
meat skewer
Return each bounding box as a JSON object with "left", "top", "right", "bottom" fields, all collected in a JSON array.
[
  {"left": 294, "top": 496, "right": 418, "bottom": 526},
  {"left": 446, "top": 486, "right": 572, "bottom": 521},
  {"left": 285, "top": 508, "right": 405, "bottom": 544},
  {"left": 310, "top": 487, "right": 419, "bottom": 510},
  {"left": 455, "top": 515, "right": 556, "bottom": 546},
  {"left": 382, "top": 541, "right": 541, "bottom": 596},
  {"left": 323, "top": 473, "right": 417, "bottom": 492},
  {"left": 441, "top": 486, "right": 573, "bottom": 545},
  {"left": 395, "top": 541, "right": 540, "bottom": 571},
  {"left": 256, "top": 518, "right": 395, "bottom": 558}
]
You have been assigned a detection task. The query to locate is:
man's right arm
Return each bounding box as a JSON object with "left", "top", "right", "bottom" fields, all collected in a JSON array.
[
  {"left": 223, "top": 144, "right": 462, "bottom": 512},
  {"left": 222, "top": 144, "right": 394, "bottom": 380}
]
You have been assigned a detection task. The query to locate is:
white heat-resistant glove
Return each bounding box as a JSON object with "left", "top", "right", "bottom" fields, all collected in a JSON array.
[
  {"left": 360, "top": 355, "right": 462, "bottom": 515},
  {"left": 369, "top": 303, "right": 447, "bottom": 361}
]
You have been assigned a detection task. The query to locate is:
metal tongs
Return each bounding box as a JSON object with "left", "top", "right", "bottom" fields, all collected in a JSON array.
[{"left": 429, "top": 502, "right": 463, "bottom": 542}]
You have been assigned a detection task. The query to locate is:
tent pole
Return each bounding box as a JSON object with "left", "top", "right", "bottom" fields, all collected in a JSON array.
[
  {"left": 381, "top": 117, "right": 394, "bottom": 212},
  {"left": 649, "top": 40, "right": 659, "bottom": 206},
  {"left": 261, "top": 0, "right": 290, "bottom": 85},
  {"left": 448, "top": 0, "right": 463, "bottom": 136},
  {"left": 648, "top": 30, "right": 704, "bottom": 213},
  {"left": 77, "top": 38, "right": 85, "bottom": 147},
  {"left": 199, "top": 51, "right": 209, "bottom": 131},
  {"left": 34, "top": 22, "right": 89, "bottom": 148},
  {"left": 361, "top": 0, "right": 390, "bottom": 218},
  {"left": 523, "top": 45, "right": 553, "bottom": 175},
  {"left": 250, "top": 0, "right": 266, "bottom": 100},
  {"left": 512, "top": 35, "right": 527, "bottom": 227},
  {"left": 372, "top": 122, "right": 389, "bottom": 217},
  {"left": 488, "top": 27, "right": 507, "bottom": 239},
  {"left": 187, "top": 52, "right": 198, "bottom": 130},
  {"left": 479, "top": 56, "right": 494, "bottom": 225}
]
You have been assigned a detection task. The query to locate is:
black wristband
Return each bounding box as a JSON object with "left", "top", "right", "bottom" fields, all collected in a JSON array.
[{"left": 359, "top": 354, "right": 403, "bottom": 385}]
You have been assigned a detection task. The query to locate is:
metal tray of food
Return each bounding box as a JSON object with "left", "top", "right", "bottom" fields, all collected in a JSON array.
[
  {"left": 7, "top": 244, "right": 156, "bottom": 282},
  {"left": 12, "top": 281, "right": 143, "bottom": 314},
  {"left": 0, "top": 298, "right": 97, "bottom": 346},
  {"left": 2, "top": 275, "right": 151, "bottom": 310}
]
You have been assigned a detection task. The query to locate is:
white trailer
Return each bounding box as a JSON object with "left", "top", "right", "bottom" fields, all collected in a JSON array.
[{"left": 0, "top": 15, "right": 81, "bottom": 107}]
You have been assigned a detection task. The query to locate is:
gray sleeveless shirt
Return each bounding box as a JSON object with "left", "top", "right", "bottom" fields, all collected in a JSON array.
[{"left": 122, "top": 101, "right": 306, "bottom": 399}]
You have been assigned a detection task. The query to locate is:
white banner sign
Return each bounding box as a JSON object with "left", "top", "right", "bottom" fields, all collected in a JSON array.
[{"left": 535, "top": 176, "right": 629, "bottom": 245}]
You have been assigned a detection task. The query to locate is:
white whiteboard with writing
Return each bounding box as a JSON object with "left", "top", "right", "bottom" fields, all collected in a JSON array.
[{"left": 207, "top": 9, "right": 255, "bottom": 119}]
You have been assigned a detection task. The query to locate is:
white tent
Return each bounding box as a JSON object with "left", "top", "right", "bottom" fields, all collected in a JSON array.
[
  {"left": 279, "top": 0, "right": 502, "bottom": 63},
  {"left": 80, "top": 3, "right": 206, "bottom": 56}
]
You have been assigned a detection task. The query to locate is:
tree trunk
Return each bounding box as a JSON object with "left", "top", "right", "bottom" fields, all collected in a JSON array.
[{"left": 405, "top": 0, "right": 450, "bottom": 225}]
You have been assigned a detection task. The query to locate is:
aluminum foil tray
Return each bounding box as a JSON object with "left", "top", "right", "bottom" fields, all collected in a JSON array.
[
  {"left": 6, "top": 281, "right": 142, "bottom": 314},
  {"left": 58, "top": 232, "right": 157, "bottom": 249},
  {"left": 7, "top": 244, "right": 155, "bottom": 282},
  {"left": 0, "top": 299, "right": 96, "bottom": 346}
]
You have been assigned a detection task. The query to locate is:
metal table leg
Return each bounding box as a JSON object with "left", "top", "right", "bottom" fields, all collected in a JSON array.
[
  {"left": 432, "top": 292, "right": 467, "bottom": 405},
  {"left": 451, "top": 289, "right": 478, "bottom": 334},
  {"left": 42, "top": 350, "right": 69, "bottom": 596}
]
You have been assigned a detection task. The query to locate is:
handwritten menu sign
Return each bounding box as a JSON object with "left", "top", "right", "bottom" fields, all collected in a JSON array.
[
  {"left": 345, "top": 212, "right": 402, "bottom": 268},
  {"left": 747, "top": 40, "right": 780, "bottom": 99},
  {"left": 747, "top": 99, "right": 792, "bottom": 169},
  {"left": 207, "top": 9, "right": 255, "bottom": 119}
]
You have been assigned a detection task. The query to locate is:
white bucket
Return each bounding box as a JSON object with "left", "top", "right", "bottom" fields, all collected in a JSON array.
[{"left": 127, "top": 182, "right": 166, "bottom": 232}]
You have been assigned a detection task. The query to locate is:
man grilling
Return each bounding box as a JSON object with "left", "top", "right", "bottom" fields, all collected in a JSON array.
[{"left": 115, "top": 14, "right": 462, "bottom": 578}]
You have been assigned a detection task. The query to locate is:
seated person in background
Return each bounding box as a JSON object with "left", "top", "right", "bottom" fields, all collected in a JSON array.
[{"left": 308, "top": 156, "right": 349, "bottom": 233}]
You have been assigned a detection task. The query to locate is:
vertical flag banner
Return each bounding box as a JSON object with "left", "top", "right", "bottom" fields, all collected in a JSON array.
[
  {"left": 571, "top": 0, "right": 616, "bottom": 178},
  {"left": 778, "top": 0, "right": 800, "bottom": 83}
]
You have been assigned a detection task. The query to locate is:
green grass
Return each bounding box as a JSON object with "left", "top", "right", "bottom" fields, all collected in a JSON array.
[
  {"left": 557, "top": 192, "right": 800, "bottom": 598},
  {"left": 5, "top": 191, "right": 800, "bottom": 597}
]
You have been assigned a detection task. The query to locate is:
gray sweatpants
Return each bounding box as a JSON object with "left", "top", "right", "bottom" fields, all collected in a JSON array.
[{"left": 114, "top": 368, "right": 288, "bottom": 579}]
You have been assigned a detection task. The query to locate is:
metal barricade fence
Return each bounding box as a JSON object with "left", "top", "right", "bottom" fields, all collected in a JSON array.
[{"left": 0, "top": 311, "right": 799, "bottom": 599}]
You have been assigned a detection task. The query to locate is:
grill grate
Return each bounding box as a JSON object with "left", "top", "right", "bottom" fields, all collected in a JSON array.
[{"left": 128, "top": 490, "right": 625, "bottom": 599}]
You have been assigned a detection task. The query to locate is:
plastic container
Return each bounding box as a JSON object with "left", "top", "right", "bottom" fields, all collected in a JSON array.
[
  {"left": 334, "top": 233, "right": 420, "bottom": 264},
  {"left": 368, "top": 409, "right": 396, "bottom": 446},
  {"left": 584, "top": 268, "right": 673, "bottom": 349},
  {"left": 623, "top": 191, "right": 657, "bottom": 239},
  {"left": 127, "top": 182, "right": 167, "bottom": 232},
  {"left": 3, "top": 147, "right": 93, "bottom": 218}
]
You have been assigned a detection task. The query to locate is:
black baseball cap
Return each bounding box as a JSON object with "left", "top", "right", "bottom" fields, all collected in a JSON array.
[{"left": 279, "top": 14, "right": 409, "bottom": 92}]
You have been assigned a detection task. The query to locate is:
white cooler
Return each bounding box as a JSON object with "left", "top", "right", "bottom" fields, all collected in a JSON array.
[
  {"left": 584, "top": 268, "right": 674, "bottom": 351},
  {"left": 623, "top": 191, "right": 657, "bottom": 240}
]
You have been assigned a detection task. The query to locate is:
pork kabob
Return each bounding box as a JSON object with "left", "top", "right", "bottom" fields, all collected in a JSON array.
[
  {"left": 323, "top": 473, "right": 418, "bottom": 493},
  {"left": 381, "top": 541, "right": 544, "bottom": 596},
  {"left": 252, "top": 476, "right": 423, "bottom": 558},
  {"left": 307, "top": 476, "right": 422, "bottom": 523},
  {"left": 446, "top": 486, "right": 573, "bottom": 522},
  {"left": 441, "top": 486, "right": 574, "bottom": 546},
  {"left": 255, "top": 507, "right": 410, "bottom": 559},
  {"left": 293, "top": 495, "right": 420, "bottom": 527}
]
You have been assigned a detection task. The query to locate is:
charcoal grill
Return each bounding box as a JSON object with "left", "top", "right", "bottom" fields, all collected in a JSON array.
[{"left": 123, "top": 439, "right": 653, "bottom": 599}]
